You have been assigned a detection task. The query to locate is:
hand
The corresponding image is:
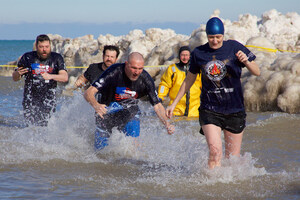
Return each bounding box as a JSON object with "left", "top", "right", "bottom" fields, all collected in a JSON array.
[
  {"left": 41, "top": 72, "right": 52, "bottom": 80},
  {"left": 166, "top": 123, "right": 175, "bottom": 135},
  {"left": 75, "top": 78, "right": 85, "bottom": 88},
  {"left": 166, "top": 105, "right": 175, "bottom": 119},
  {"left": 236, "top": 50, "right": 249, "bottom": 64},
  {"left": 17, "top": 67, "right": 29, "bottom": 76},
  {"left": 93, "top": 103, "right": 108, "bottom": 119}
]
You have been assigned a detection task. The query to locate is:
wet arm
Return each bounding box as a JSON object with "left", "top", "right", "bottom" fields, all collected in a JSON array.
[
  {"left": 42, "top": 70, "right": 69, "bottom": 82},
  {"left": 84, "top": 86, "right": 107, "bottom": 119},
  {"left": 153, "top": 103, "right": 175, "bottom": 134},
  {"left": 75, "top": 74, "right": 88, "bottom": 88},
  {"left": 245, "top": 60, "right": 260, "bottom": 76},
  {"left": 236, "top": 50, "right": 260, "bottom": 76},
  {"left": 12, "top": 67, "right": 28, "bottom": 81}
]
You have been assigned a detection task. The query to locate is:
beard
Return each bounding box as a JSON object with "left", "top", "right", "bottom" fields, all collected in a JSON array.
[
  {"left": 37, "top": 51, "right": 50, "bottom": 60},
  {"left": 104, "top": 60, "right": 113, "bottom": 68}
]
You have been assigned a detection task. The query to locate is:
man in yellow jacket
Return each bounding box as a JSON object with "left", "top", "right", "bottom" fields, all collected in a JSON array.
[{"left": 158, "top": 46, "right": 202, "bottom": 117}]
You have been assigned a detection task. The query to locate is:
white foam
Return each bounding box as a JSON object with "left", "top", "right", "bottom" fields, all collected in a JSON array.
[{"left": 0, "top": 95, "right": 270, "bottom": 185}]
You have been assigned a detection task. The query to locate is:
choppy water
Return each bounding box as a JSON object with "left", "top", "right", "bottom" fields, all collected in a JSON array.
[
  {"left": 0, "top": 40, "right": 299, "bottom": 199},
  {"left": 0, "top": 75, "right": 299, "bottom": 199}
]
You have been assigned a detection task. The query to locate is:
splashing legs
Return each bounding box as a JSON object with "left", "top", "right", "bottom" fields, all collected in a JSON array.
[
  {"left": 202, "top": 124, "right": 223, "bottom": 169},
  {"left": 224, "top": 130, "right": 243, "bottom": 158}
]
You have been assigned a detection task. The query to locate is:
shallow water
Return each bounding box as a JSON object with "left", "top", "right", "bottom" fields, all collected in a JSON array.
[{"left": 0, "top": 76, "right": 299, "bottom": 199}]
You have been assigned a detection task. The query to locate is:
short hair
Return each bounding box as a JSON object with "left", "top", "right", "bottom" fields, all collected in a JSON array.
[
  {"left": 36, "top": 34, "right": 50, "bottom": 45},
  {"left": 103, "top": 45, "right": 120, "bottom": 58},
  {"left": 128, "top": 52, "right": 144, "bottom": 63}
]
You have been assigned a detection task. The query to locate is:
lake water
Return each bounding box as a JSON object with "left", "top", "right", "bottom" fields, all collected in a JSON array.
[
  {"left": 0, "top": 75, "right": 299, "bottom": 199},
  {"left": 0, "top": 40, "right": 299, "bottom": 199}
]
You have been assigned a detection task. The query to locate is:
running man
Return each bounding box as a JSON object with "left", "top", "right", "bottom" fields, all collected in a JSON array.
[
  {"left": 84, "top": 52, "right": 174, "bottom": 150},
  {"left": 75, "top": 45, "right": 120, "bottom": 88}
]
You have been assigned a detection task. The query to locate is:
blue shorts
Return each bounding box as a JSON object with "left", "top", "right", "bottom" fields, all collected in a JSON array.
[{"left": 94, "top": 115, "right": 140, "bottom": 150}]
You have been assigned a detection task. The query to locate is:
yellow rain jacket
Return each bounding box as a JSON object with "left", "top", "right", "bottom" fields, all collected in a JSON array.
[{"left": 158, "top": 63, "right": 202, "bottom": 117}]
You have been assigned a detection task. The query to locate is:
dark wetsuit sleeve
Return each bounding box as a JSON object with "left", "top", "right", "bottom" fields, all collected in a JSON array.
[
  {"left": 92, "top": 64, "right": 117, "bottom": 93},
  {"left": 143, "top": 72, "right": 160, "bottom": 106}
]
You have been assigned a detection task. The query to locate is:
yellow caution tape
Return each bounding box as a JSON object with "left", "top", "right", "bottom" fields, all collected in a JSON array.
[
  {"left": 66, "top": 66, "right": 87, "bottom": 68},
  {"left": 145, "top": 65, "right": 168, "bottom": 68},
  {"left": 245, "top": 45, "right": 278, "bottom": 52},
  {"left": 245, "top": 45, "right": 300, "bottom": 53},
  {"left": 0, "top": 65, "right": 17, "bottom": 68}
]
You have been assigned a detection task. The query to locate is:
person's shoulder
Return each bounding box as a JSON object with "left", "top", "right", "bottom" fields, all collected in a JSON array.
[
  {"left": 88, "top": 62, "right": 102, "bottom": 69},
  {"left": 89, "top": 62, "right": 102, "bottom": 67},
  {"left": 19, "top": 51, "right": 36, "bottom": 62},
  {"left": 109, "top": 63, "right": 124, "bottom": 71},
  {"left": 223, "top": 40, "right": 246, "bottom": 52},
  {"left": 193, "top": 43, "right": 209, "bottom": 52},
  {"left": 22, "top": 51, "right": 35, "bottom": 57},
  {"left": 225, "top": 40, "right": 243, "bottom": 46},
  {"left": 166, "top": 63, "right": 177, "bottom": 71},
  {"left": 50, "top": 52, "right": 64, "bottom": 59},
  {"left": 140, "top": 68, "right": 149, "bottom": 76},
  {"left": 101, "top": 63, "right": 124, "bottom": 77},
  {"left": 140, "top": 69, "right": 154, "bottom": 81},
  {"left": 192, "top": 43, "right": 209, "bottom": 56}
]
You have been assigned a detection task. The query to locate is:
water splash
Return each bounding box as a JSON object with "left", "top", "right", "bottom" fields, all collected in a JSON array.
[{"left": 0, "top": 91, "right": 269, "bottom": 186}]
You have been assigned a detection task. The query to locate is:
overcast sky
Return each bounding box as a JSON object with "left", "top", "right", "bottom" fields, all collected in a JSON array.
[{"left": 0, "top": 0, "right": 299, "bottom": 39}]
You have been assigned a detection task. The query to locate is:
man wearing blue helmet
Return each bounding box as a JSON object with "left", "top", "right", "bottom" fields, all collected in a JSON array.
[{"left": 166, "top": 17, "right": 260, "bottom": 169}]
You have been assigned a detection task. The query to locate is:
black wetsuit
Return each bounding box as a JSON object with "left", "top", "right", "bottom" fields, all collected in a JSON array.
[
  {"left": 92, "top": 63, "right": 160, "bottom": 136},
  {"left": 17, "top": 51, "right": 66, "bottom": 126}
]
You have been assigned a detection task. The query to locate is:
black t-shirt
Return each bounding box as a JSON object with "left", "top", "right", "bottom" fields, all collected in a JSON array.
[
  {"left": 17, "top": 51, "right": 66, "bottom": 101},
  {"left": 83, "top": 62, "right": 104, "bottom": 84},
  {"left": 190, "top": 40, "right": 256, "bottom": 114}
]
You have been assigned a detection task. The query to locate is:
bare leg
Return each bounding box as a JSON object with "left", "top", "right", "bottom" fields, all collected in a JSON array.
[
  {"left": 224, "top": 130, "right": 243, "bottom": 158},
  {"left": 202, "top": 124, "right": 222, "bottom": 169}
]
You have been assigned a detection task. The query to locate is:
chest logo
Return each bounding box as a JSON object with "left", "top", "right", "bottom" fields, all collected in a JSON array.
[
  {"left": 115, "top": 87, "right": 138, "bottom": 100},
  {"left": 204, "top": 60, "right": 227, "bottom": 82},
  {"left": 31, "top": 63, "right": 53, "bottom": 75}
]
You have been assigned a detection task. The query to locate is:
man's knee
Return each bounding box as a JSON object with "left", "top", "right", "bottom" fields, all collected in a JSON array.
[{"left": 123, "top": 117, "right": 140, "bottom": 137}]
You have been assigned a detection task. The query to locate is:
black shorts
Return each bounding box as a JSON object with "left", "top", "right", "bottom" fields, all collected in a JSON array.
[{"left": 199, "top": 109, "right": 246, "bottom": 135}]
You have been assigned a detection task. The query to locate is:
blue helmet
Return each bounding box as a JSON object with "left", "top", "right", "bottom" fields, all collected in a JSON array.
[{"left": 206, "top": 17, "right": 224, "bottom": 35}]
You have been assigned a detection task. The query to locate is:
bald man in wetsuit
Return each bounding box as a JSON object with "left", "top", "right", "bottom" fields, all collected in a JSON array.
[{"left": 84, "top": 52, "right": 174, "bottom": 150}]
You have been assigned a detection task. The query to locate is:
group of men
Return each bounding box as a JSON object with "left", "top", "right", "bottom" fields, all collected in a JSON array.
[
  {"left": 13, "top": 17, "right": 260, "bottom": 169},
  {"left": 12, "top": 34, "right": 193, "bottom": 147}
]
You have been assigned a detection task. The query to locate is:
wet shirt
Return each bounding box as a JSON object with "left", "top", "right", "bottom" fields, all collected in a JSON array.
[
  {"left": 17, "top": 51, "right": 66, "bottom": 100},
  {"left": 92, "top": 63, "right": 160, "bottom": 107},
  {"left": 190, "top": 40, "right": 256, "bottom": 114},
  {"left": 83, "top": 62, "right": 105, "bottom": 84}
]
